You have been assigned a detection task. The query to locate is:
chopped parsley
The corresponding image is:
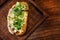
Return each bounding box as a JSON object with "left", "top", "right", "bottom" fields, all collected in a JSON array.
[
  {"left": 12, "top": 2, "right": 25, "bottom": 30},
  {"left": 13, "top": 19, "right": 23, "bottom": 30},
  {"left": 13, "top": 2, "right": 23, "bottom": 16}
]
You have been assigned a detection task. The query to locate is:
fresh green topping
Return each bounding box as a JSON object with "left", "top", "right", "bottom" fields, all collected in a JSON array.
[
  {"left": 8, "top": 2, "right": 28, "bottom": 30},
  {"left": 11, "top": 2, "right": 26, "bottom": 30},
  {"left": 12, "top": 2, "right": 23, "bottom": 16},
  {"left": 13, "top": 19, "right": 23, "bottom": 30}
]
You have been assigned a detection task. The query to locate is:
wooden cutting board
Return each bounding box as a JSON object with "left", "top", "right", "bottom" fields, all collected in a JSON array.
[
  {"left": 0, "top": 0, "right": 7, "bottom": 6},
  {"left": 27, "top": 0, "right": 60, "bottom": 40},
  {"left": 0, "top": 0, "right": 47, "bottom": 40},
  {"left": 0, "top": 0, "right": 60, "bottom": 40}
]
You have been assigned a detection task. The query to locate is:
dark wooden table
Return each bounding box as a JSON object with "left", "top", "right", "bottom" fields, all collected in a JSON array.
[{"left": 0, "top": 0, "right": 60, "bottom": 40}]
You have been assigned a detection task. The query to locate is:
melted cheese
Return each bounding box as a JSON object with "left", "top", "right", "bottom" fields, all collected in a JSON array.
[
  {"left": 8, "top": 11, "right": 28, "bottom": 32},
  {"left": 7, "top": 2, "right": 28, "bottom": 34}
]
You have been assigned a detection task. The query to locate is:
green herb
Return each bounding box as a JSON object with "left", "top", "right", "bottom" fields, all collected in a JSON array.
[
  {"left": 13, "top": 19, "right": 23, "bottom": 30},
  {"left": 12, "top": 2, "right": 25, "bottom": 30},
  {"left": 12, "top": 2, "right": 23, "bottom": 16}
]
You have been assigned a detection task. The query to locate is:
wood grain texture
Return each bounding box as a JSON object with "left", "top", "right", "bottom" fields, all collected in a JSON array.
[
  {"left": 27, "top": 0, "right": 60, "bottom": 40},
  {"left": 0, "top": 0, "right": 46, "bottom": 40},
  {"left": 34, "top": 0, "right": 60, "bottom": 16},
  {"left": 0, "top": 0, "right": 6, "bottom": 6},
  {"left": 0, "top": 0, "right": 60, "bottom": 40}
]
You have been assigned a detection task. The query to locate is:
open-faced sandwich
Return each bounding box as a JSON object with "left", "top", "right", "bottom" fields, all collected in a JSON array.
[{"left": 7, "top": 2, "right": 29, "bottom": 35}]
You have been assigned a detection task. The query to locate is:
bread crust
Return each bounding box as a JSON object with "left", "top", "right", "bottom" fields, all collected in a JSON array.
[{"left": 7, "top": 2, "right": 28, "bottom": 35}]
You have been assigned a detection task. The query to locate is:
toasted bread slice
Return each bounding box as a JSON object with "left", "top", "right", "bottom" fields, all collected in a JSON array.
[{"left": 7, "top": 2, "right": 28, "bottom": 35}]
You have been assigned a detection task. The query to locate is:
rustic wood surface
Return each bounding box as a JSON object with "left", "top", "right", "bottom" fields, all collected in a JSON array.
[
  {"left": 27, "top": 0, "right": 60, "bottom": 40},
  {"left": 0, "top": 0, "right": 7, "bottom": 6},
  {"left": 0, "top": 0, "right": 60, "bottom": 40}
]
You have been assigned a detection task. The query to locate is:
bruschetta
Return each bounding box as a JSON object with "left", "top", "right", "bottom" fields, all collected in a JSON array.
[{"left": 7, "top": 2, "right": 29, "bottom": 35}]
